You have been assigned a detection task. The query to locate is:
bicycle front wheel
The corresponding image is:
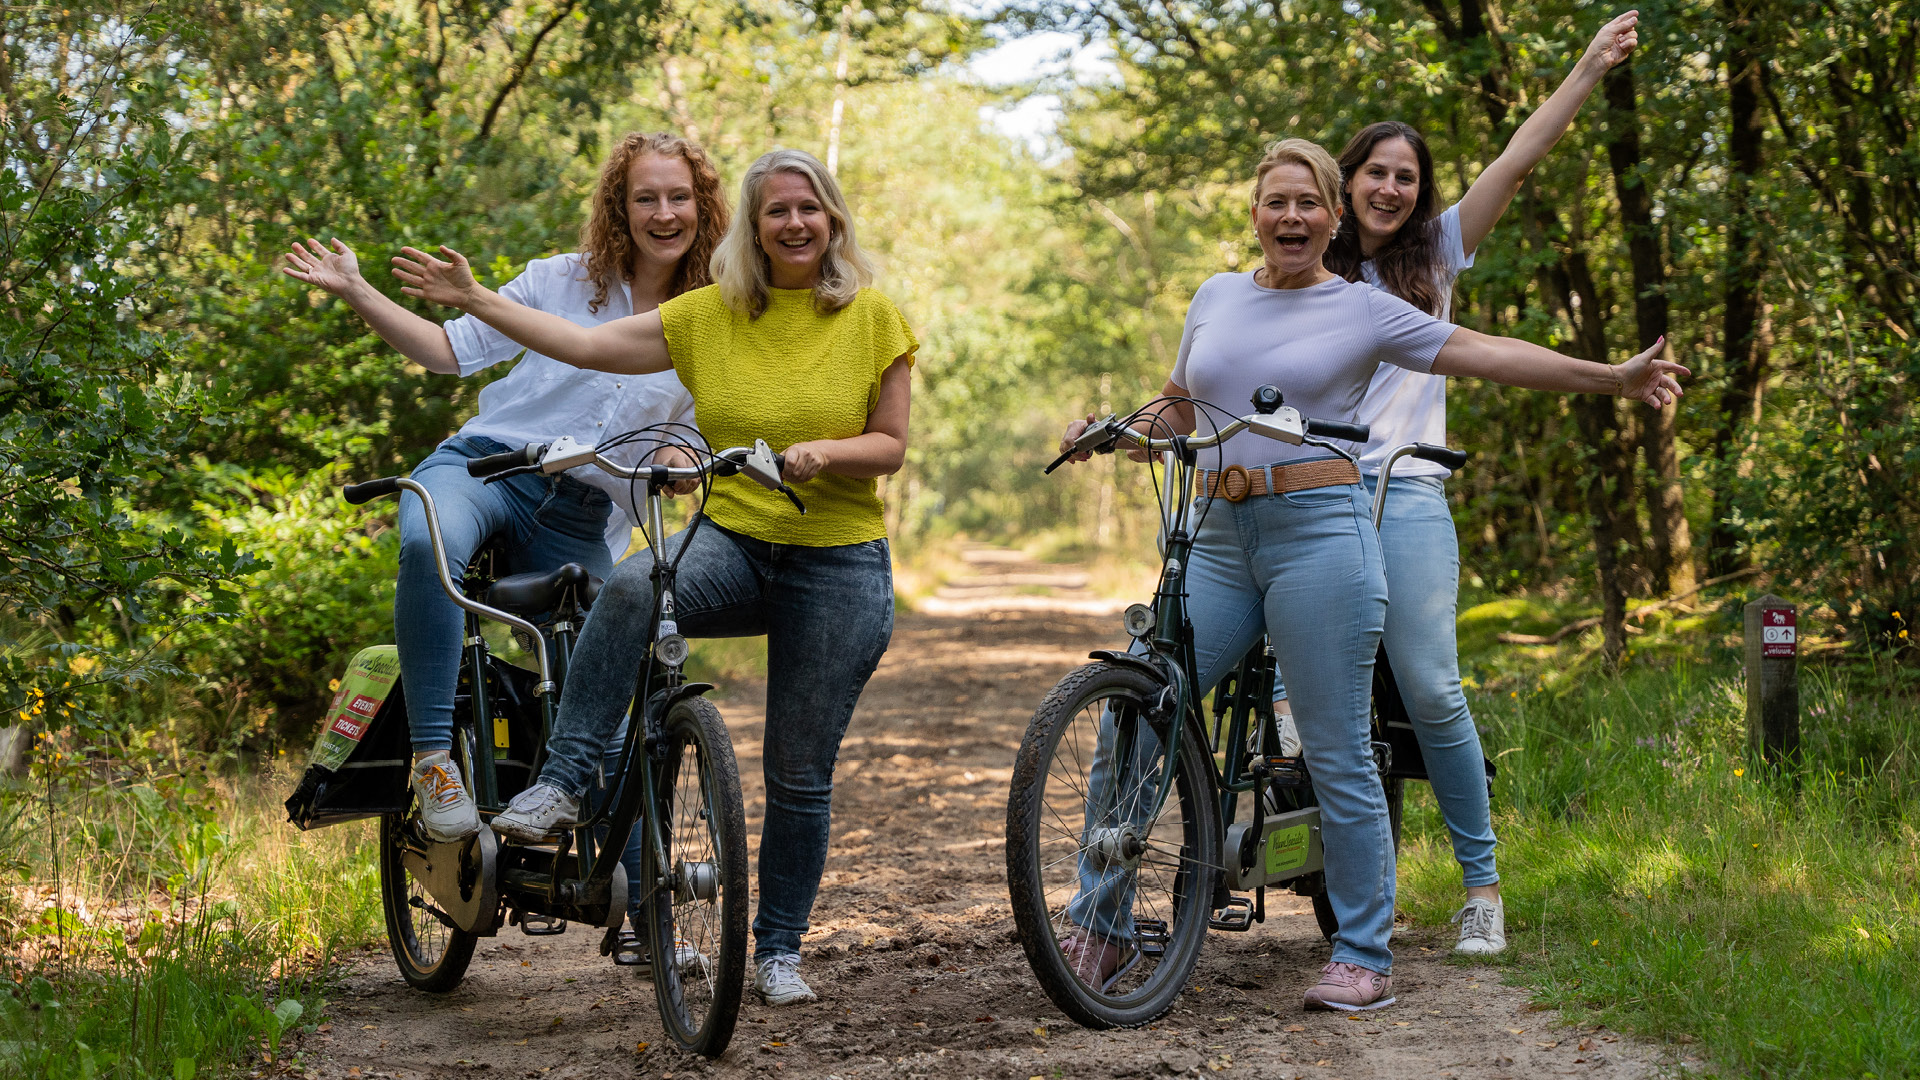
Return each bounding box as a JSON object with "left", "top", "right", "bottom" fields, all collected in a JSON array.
[
  {"left": 1006, "top": 662, "right": 1220, "bottom": 1028},
  {"left": 640, "top": 695, "right": 748, "bottom": 1058},
  {"left": 378, "top": 813, "right": 478, "bottom": 992}
]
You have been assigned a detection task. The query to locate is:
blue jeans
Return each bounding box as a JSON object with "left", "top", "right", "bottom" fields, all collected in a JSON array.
[
  {"left": 394, "top": 435, "right": 615, "bottom": 753},
  {"left": 1271, "top": 476, "right": 1498, "bottom": 887},
  {"left": 1071, "top": 479, "right": 1396, "bottom": 973},
  {"left": 535, "top": 519, "right": 895, "bottom": 961}
]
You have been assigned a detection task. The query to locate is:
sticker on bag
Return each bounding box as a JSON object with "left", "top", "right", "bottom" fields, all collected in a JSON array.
[{"left": 309, "top": 645, "right": 401, "bottom": 771}]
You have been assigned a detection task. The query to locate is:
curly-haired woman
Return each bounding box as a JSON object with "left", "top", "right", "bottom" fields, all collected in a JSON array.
[{"left": 281, "top": 132, "right": 729, "bottom": 849}]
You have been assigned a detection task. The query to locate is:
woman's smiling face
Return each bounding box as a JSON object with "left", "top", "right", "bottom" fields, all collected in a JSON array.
[
  {"left": 757, "top": 170, "right": 831, "bottom": 288},
  {"left": 1345, "top": 136, "right": 1421, "bottom": 246},
  {"left": 1252, "top": 163, "right": 1341, "bottom": 280},
  {"left": 626, "top": 153, "right": 699, "bottom": 268}
]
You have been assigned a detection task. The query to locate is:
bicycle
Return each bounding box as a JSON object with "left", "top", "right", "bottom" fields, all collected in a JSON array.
[
  {"left": 1002, "top": 386, "right": 1472, "bottom": 1028},
  {"left": 286, "top": 428, "right": 805, "bottom": 1057}
]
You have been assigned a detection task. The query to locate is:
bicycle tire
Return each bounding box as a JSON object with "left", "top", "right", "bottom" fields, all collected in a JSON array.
[
  {"left": 1006, "top": 662, "right": 1220, "bottom": 1029},
  {"left": 640, "top": 695, "right": 749, "bottom": 1058},
  {"left": 378, "top": 813, "right": 478, "bottom": 991}
]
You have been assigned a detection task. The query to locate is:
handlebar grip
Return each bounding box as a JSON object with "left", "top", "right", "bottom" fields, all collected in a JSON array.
[
  {"left": 1305, "top": 418, "right": 1370, "bottom": 442},
  {"left": 342, "top": 477, "right": 401, "bottom": 505},
  {"left": 1411, "top": 443, "right": 1469, "bottom": 471},
  {"left": 465, "top": 444, "right": 544, "bottom": 478}
]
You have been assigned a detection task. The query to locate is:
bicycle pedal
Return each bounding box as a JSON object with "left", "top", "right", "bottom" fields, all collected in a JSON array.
[
  {"left": 1209, "top": 896, "right": 1257, "bottom": 932},
  {"left": 1263, "top": 757, "right": 1311, "bottom": 787},
  {"left": 608, "top": 930, "right": 649, "bottom": 967},
  {"left": 515, "top": 909, "right": 568, "bottom": 936},
  {"left": 1134, "top": 918, "right": 1171, "bottom": 958}
]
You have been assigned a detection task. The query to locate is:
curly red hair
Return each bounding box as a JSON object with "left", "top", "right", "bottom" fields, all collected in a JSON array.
[{"left": 579, "top": 132, "right": 729, "bottom": 313}]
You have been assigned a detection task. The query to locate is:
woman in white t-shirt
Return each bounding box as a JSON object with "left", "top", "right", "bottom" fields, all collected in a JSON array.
[
  {"left": 1056, "top": 138, "right": 1683, "bottom": 1012},
  {"left": 1297, "top": 10, "right": 1645, "bottom": 958},
  {"left": 280, "top": 132, "right": 725, "bottom": 847}
]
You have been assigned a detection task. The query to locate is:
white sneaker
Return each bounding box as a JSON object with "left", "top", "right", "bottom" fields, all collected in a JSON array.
[
  {"left": 1451, "top": 897, "right": 1507, "bottom": 955},
  {"left": 409, "top": 752, "right": 480, "bottom": 842},
  {"left": 753, "top": 953, "right": 818, "bottom": 1005},
  {"left": 491, "top": 782, "right": 580, "bottom": 842}
]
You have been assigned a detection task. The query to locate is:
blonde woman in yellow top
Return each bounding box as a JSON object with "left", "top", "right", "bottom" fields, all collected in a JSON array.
[{"left": 396, "top": 148, "right": 915, "bottom": 1006}]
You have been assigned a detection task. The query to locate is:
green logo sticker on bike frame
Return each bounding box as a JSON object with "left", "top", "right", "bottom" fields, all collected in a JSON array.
[{"left": 1266, "top": 824, "right": 1310, "bottom": 875}]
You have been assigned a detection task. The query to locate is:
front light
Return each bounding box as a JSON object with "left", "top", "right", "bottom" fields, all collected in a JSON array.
[
  {"left": 1123, "top": 603, "right": 1155, "bottom": 638},
  {"left": 657, "top": 633, "right": 690, "bottom": 666}
]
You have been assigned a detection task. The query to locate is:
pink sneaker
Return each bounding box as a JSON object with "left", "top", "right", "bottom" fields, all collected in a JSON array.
[
  {"left": 1302, "top": 961, "right": 1395, "bottom": 1011},
  {"left": 1060, "top": 932, "right": 1138, "bottom": 990}
]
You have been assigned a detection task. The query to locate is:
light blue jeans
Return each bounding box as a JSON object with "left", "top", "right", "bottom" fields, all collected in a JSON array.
[
  {"left": 1271, "top": 475, "right": 1498, "bottom": 887},
  {"left": 1070, "top": 478, "right": 1397, "bottom": 974},
  {"left": 394, "top": 435, "right": 615, "bottom": 753}
]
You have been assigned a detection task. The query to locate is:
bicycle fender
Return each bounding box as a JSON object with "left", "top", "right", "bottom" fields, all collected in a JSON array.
[
  {"left": 1087, "top": 649, "right": 1169, "bottom": 686},
  {"left": 656, "top": 682, "right": 716, "bottom": 714}
]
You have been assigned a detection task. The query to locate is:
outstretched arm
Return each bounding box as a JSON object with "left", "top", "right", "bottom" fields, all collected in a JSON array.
[
  {"left": 1432, "top": 327, "right": 1686, "bottom": 408},
  {"left": 391, "top": 245, "right": 671, "bottom": 375},
  {"left": 281, "top": 238, "right": 460, "bottom": 374},
  {"left": 1454, "top": 10, "right": 1640, "bottom": 255}
]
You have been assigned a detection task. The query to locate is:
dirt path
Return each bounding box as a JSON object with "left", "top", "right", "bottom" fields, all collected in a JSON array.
[{"left": 303, "top": 606, "right": 1680, "bottom": 1080}]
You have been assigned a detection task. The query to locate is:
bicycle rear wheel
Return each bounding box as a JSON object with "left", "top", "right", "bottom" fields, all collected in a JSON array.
[
  {"left": 1006, "top": 662, "right": 1220, "bottom": 1028},
  {"left": 640, "top": 695, "right": 748, "bottom": 1058},
  {"left": 379, "top": 813, "right": 478, "bottom": 991}
]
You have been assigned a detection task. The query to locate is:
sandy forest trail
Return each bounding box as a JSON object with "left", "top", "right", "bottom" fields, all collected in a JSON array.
[{"left": 305, "top": 600, "right": 1680, "bottom": 1080}]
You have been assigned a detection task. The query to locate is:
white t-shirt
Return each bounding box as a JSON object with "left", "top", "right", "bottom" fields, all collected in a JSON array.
[
  {"left": 1171, "top": 272, "right": 1457, "bottom": 472},
  {"left": 1352, "top": 205, "right": 1475, "bottom": 478},
  {"left": 445, "top": 253, "right": 698, "bottom": 561}
]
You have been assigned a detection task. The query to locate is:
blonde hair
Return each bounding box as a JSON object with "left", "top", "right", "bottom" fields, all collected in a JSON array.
[
  {"left": 1250, "top": 138, "right": 1343, "bottom": 213},
  {"left": 711, "top": 149, "right": 875, "bottom": 318},
  {"left": 579, "top": 132, "right": 729, "bottom": 313}
]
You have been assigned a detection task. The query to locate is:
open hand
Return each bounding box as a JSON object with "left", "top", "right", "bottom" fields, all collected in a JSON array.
[
  {"left": 282, "top": 237, "right": 364, "bottom": 297},
  {"left": 392, "top": 246, "right": 483, "bottom": 310},
  {"left": 1582, "top": 10, "right": 1639, "bottom": 73},
  {"left": 1615, "top": 336, "right": 1688, "bottom": 408}
]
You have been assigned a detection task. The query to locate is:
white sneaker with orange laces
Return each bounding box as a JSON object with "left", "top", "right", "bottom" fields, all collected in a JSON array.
[{"left": 409, "top": 751, "right": 481, "bottom": 842}]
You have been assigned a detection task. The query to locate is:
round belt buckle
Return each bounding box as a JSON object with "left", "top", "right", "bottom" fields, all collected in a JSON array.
[{"left": 1221, "top": 464, "right": 1252, "bottom": 502}]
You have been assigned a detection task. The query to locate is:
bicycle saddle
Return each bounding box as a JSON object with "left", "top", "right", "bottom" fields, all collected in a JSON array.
[{"left": 484, "top": 563, "right": 603, "bottom": 617}]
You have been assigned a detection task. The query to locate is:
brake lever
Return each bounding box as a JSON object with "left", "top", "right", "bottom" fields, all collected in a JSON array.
[
  {"left": 1299, "top": 435, "right": 1359, "bottom": 464},
  {"left": 1044, "top": 417, "right": 1122, "bottom": 474},
  {"left": 780, "top": 485, "right": 808, "bottom": 515},
  {"left": 481, "top": 465, "right": 543, "bottom": 485}
]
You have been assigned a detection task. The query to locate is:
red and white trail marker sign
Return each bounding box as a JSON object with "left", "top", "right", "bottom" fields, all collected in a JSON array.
[{"left": 1762, "top": 608, "right": 1797, "bottom": 658}]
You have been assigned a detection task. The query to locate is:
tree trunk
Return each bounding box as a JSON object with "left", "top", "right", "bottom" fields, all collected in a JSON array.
[
  {"left": 1710, "top": 0, "right": 1769, "bottom": 577},
  {"left": 1603, "top": 61, "right": 1694, "bottom": 596}
]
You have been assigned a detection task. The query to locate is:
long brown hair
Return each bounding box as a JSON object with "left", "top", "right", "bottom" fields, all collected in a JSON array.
[
  {"left": 1324, "top": 121, "right": 1445, "bottom": 317},
  {"left": 579, "top": 132, "right": 729, "bottom": 313}
]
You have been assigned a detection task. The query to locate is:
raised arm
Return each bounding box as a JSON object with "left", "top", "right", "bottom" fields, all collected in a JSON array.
[
  {"left": 1431, "top": 327, "right": 1686, "bottom": 407},
  {"left": 391, "top": 245, "right": 671, "bottom": 375},
  {"left": 281, "top": 238, "right": 460, "bottom": 374},
  {"left": 1454, "top": 10, "right": 1640, "bottom": 255}
]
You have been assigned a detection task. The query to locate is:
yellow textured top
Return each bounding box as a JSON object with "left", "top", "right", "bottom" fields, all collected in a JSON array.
[{"left": 658, "top": 285, "right": 918, "bottom": 546}]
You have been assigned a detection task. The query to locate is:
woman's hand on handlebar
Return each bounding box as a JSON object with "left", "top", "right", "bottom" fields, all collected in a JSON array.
[
  {"left": 392, "top": 246, "right": 485, "bottom": 311},
  {"left": 649, "top": 445, "right": 702, "bottom": 496},
  {"left": 1614, "top": 336, "right": 1689, "bottom": 409},
  {"left": 1060, "top": 414, "right": 1154, "bottom": 463},
  {"left": 781, "top": 441, "right": 830, "bottom": 483}
]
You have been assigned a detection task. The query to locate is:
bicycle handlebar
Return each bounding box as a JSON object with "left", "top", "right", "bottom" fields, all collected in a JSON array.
[
  {"left": 1410, "top": 442, "right": 1468, "bottom": 471},
  {"left": 466, "top": 444, "right": 547, "bottom": 478},
  {"left": 342, "top": 477, "right": 401, "bottom": 505},
  {"left": 1305, "top": 418, "right": 1370, "bottom": 443}
]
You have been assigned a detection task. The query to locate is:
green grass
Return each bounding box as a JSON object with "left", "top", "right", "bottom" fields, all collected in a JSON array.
[
  {"left": 1395, "top": 649, "right": 1920, "bottom": 1079},
  {"left": 2, "top": 768, "right": 382, "bottom": 1078}
]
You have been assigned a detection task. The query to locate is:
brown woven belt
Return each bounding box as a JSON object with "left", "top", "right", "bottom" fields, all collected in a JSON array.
[{"left": 1201, "top": 458, "right": 1361, "bottom": 502}]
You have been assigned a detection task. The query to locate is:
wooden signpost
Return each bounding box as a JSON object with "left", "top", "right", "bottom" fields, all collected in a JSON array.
[{"left": 1744, "top": 594, "right": 1800, "bottom": 773}]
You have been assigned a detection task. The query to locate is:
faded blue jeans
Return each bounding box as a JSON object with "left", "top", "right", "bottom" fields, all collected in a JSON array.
[
  {"left": 1070, "top": 478, "right": 1396, "bottom": 974},
  {"left": 395, "top": 434, "right": 615, "bottom": 753},
  {"left": 535, "top": 518, "right": 895, "bottom": 961}
]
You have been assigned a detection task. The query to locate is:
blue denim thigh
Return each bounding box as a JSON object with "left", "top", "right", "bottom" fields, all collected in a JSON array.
[
  {"left": 750, "top": 535, "right": 895, "bottom": 960},
  {"left": 394, "top": 436, "right": 611, "bottom": 752},
  {"left": 1367, "top": 474, "right": 1496, "bottom": 886},
  {"left": 538, "top": 520, "right": 768, "bottom": 798},
  {"left": 1204, "top": 483, "right": 1395, "bottom": 974}
]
